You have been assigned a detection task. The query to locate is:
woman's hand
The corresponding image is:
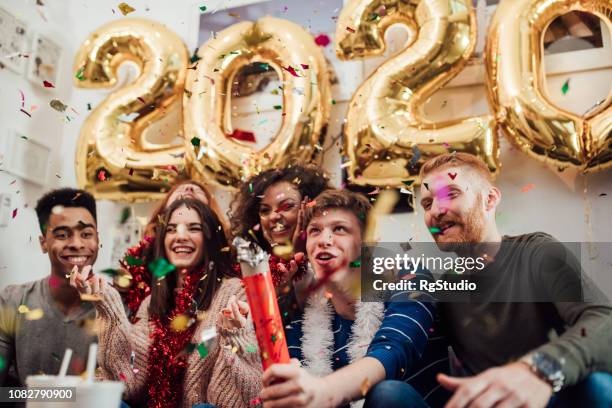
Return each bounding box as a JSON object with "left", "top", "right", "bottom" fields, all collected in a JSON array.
[
  {"left": 291, "top": 196, "right": 309, "bottom": 254},
  {"left": 277, "top": 252, "right": 305, "bottom": 285},
  {"left": 68, "top": 265, "right": 105, "bottom": 297},
  {"left": 218, "top": 295, "right": 250, "bottom": 329}
]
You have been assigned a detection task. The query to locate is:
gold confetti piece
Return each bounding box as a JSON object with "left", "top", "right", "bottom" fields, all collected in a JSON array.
[
  {"left": 231, "top": 346, "right": 238, "bottom": 354},
  {"left": 360, "top": 377, "right": 371, "bottom": 396},
  {"left": 115, "top": 275, "right": 131, "bottom": 288},
  {"left": 117, "top": 2, "right": 135, "bottom": 15},
  {"left": 170, "top": 314, "right": 190, "bottom": 332},
  {"left": 272, "top": 243, "right": 293, "bottom": 260},
  {"left": 221, "top": 246, "right": 230, "bottom": 252},
  {"left": 79, "top": 293, "right": 103, "bottom": 302},
  {"left": 18, "top": 305, "right": 30, "bottom": 314},
  {"left": 25, "top": 308, "right": 44, "bottom": 321}
]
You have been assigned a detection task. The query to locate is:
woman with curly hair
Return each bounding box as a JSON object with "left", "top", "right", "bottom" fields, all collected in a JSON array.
[{"left": 229, "top": 164, "right": 331, "bottom": 312}]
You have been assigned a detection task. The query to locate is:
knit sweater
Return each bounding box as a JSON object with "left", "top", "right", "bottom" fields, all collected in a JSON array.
[{"left": 94, "top": 277, "right": 262, "bottom": 408}]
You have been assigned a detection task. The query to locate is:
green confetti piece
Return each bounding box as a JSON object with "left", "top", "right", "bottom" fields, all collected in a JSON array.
[
  {"left": 75, "top": 67, "right": 85, "bottom": 81},
  {"left": 149, "top": 257, "right": 176, "bottom": 279},
  {"left": 273, "top": 105, "right": 282, "bottom": 110},
  {"left": 100, "top": 268, "right": 121, "bottom": 277},
  {"left": 349, "top": 260, "right": 361, "bottom": 268},
  {"left": 246, "top": 345, "right": 257, "bottom": 353},
  {"left": 402, "top": 180, "right": 415, "bottom": 187},
  {"left": 125, "top": 256, "right": 144, "bottom": 266},
  {"left": 191, "top": 136, "right": 201, "bottom": 147},
  {"left": 249, "top": 183, "right": 253, "bottom": 193},
  {"left": 120, "top": 206, "right": 131, "bottom": 224},
  {"left": 561, "top": 79, "right": 570, "bottom": 95},
  {"left": 368, "top": 13, "right": 380, "bottom": 21},
  {"left": 429, "top": 227, "right": 441, "bottom": 234},
  {"left": 259, "top": 63, "right": 270, "bottom": 70},
  {"left": 0, "top": 355, "right": 5, "bottom": 371},
  {"left": 199, "top": 5, "right": 207, "bottom": 12},
  {"left": 190, "top": 48, "right": 201, "bottom": 63},
  {"left": 331, "top": 99, "right": 336, "bottom": 105},
  {"left": 271, "top": 334, "right": 277, "bottom": 344},
  {"left": 197, "top": 342, "right": 208, "bottom": 358},
  {"left": 271, "top": 89, "right": 279, "bottom": 95}
]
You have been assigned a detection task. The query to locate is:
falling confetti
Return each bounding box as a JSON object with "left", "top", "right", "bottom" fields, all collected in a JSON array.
[
  {"left": 170, "top": 314, "right": 190, "bottom": 332},
  {"left": 199, "top": 5, "right": 207, "bottom": 12},
  {"left": 246, "top": 345, "right": 257, "bottom": 353},
  {"left": 117, "top": 2, "right": 135, "bottom": 15},
  {"left": 43, "top": 80, "right": 54, "bottom": 88},
  {"left": 197, "top": 342, "right": 209, "bottom": 358},
  {"left": 18, "top": 305, "right": 30, "bottom": 314},
  {"left": 346, "top": 26, "right": 355, "bottom": 33},
  {"left": 12, "top": 209, "right": 18, "bottom": 219},
  {"left": 273, "top": 105, "right": 282, "bottom": 110},
  {"left": 314, "top": 34, "right": 331, "bottom": 47},
  {"left": 97, "top": 169, "right": 108, "bottom": 181},
  {"left": 50, "top": 99, "right": 67, "bottom": 112},
  {"left": 283, "top": 65, "right": 299, "bottom": 77},
  {"left": 521, "top": 183, "right": 535, "bottom": 193},
  {"left": 75, "top": 67, "right": 85, "bottom": 81},
  {"left": 429, "top": 227, "right": 441, "bottom": 234},
  {"left": 25, "top": 308, "right": 44, "bottom": 321},
  {"left": 561, "top": 79, "right": 570, "bottom": 95},
  {"left": 448, "top": 172, "right": 457, "bottom": 180},
  {"left": 0, "top": 356, "right": 6, "bottom": 371},
  {"left": 349, "top": 260, "right": 361, "bottom": 268},
  {"left": 191, "top": 137, "right": 201, "bottom": 147},
  {"left": 149, "top": 257, "right": 176, "bottom": 279},
  {"left": 227, "top": 129, "right": 256, "bottom": 143}
]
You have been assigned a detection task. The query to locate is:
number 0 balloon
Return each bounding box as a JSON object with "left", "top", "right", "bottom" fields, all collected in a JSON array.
[{"left": 485, "top": 0, "right": 612, "bottom": 172}]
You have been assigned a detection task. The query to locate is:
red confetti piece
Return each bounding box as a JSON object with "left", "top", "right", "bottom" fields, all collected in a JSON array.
[
  {"left": 314, "top": 33, "right": 331, "bottom": 47},
  {"left": 137, "top": 97, "right": 145, "bottom": 103},
  {"left": 448, "top": 172, "right": 457, "bottom": 180},
  {"left": 305, "top": 200, "right": 317, "bottom": 208},
  {"left": 128, "top": 168, "right": 134, "bottom": 176},
  {"left": 119, "top": 373, "right": 127, "bottom": 381},
  {"left": 43, "top": 80, "right": 54, "bottom": 88},
  {"left": 97, "top": 169, "right": 107, "bottom": 181},
  {"left": 346, "top": 26, "right": 355, "bottom": 33},
  {"left": 300, "top": 64, "right": 309, "bottom": 69},
  {"left": 12, "top": 209, "right": 18, "bottom": 218},
  {"left": 250, "top": 397, "right": 262, "bottom": 406},
  {"left": 521, "top": 183, "right": 535, "bottom": 193},
  {"left": 283, "top": 65, "right": 299, "bottom": 77},
  {"left": 227, "top": 129, "right": 256, "bottom": 143}
]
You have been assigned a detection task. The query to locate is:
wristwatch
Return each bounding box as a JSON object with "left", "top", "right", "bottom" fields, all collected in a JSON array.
[{"left": 520, "top": 352, "right": 565, "bottom": 393}]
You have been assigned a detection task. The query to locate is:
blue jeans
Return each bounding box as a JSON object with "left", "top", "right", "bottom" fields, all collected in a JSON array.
[
  {"left": 549, "top": 372, "right": 612, "bottom": 408},
  {"left": 364, "top": 380, "right": 429, "bottom": 408}
]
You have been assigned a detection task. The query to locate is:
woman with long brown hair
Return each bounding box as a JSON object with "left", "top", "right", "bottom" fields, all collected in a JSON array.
[
  {"left": 71, "top": 198, "right": 261, "bottom": 408},
  {"left": 119, "top": 180, "right": 227, "bottom": 319}
]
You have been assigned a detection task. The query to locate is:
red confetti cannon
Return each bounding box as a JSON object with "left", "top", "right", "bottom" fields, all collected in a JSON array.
[{"left": 234, "top": 237, "right": 290, "bottom": 370}]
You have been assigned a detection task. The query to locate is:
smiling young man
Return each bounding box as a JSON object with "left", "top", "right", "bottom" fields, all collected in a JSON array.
[
  {"left": 0, "top": 188, "right": 99, "bottom": 385},
  {"left": 260, "top": 190, "right": 436, "bottom": 408},
  {"left": 419, "top": 152, "right": 612, "bottom": 408}
]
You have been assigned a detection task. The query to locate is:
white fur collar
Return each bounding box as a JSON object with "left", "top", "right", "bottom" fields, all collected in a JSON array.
[{"left": 301, "top": 290, "right": 385, "bottom": 405}]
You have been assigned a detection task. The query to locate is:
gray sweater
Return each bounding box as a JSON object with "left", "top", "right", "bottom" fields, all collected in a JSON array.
[{"left": 0, "top": 277, "right": 97, "bottom": 385}]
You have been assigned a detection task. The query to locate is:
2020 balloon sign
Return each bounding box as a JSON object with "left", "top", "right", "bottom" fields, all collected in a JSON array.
[{"left": 74, "top": 0, "right": 612, "bottom": 202}]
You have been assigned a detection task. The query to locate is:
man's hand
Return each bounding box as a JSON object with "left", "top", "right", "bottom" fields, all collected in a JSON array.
[
  {"left": 68, "top": 265, "right": 105, "bottom": 297},
  {"left": 438, "top": 362, "right": 553, "bottom": 408},
  {"left": 261, "top": 359, "right": 336, "bottom": 408}
]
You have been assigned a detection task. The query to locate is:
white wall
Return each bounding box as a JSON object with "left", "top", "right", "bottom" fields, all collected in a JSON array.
[{"left": 0, "top": 0, "right": 611, "bottom": 291}]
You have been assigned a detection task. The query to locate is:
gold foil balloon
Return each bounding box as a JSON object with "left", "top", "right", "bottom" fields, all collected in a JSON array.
[
  {"left": 336, "top": 0, "right": 499, "bottom": 188},
  {"left": 184, "top": 17, "right": 331, "bottom": 189},
  {"left": 485, "top": 0, "right": 612, "bottom": 172},
  {"left": 73, "top": 19, "right": 189, "bottom": 202}
]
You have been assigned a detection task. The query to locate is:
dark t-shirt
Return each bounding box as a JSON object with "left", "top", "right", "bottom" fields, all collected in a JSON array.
[
  {"left": 0, "top": 277, "right": 97, "bottom": 386},
  {"left": 439, "top": 232, "right": 612, "bottom": 386}
]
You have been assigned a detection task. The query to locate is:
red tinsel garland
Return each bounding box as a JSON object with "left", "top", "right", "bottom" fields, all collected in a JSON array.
[
  {"left": 146, "top": 272, "right": 200, "bottom": 408},
  {"left": 122, "top": 238, "right": 308, "bottom": 319}
]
